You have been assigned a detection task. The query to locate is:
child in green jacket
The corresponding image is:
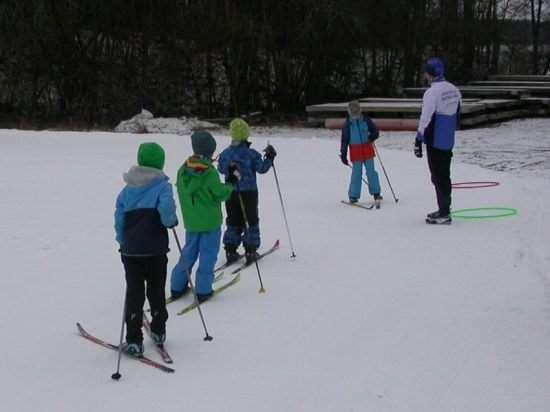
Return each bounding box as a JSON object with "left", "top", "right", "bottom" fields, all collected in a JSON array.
[{"left": 170, "top": 131, "right": 237, "bottom": 301}]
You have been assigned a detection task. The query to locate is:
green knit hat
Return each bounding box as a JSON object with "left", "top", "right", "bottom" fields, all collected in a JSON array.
[
  {"left": 137, "top": 142, "right": 165, "bottom": 170},
  {"left": 229, "top": 118, "right": 250, "bottom": 141},
  {"left": 191, "top": 131, "right": 216, "bottom": 159}
]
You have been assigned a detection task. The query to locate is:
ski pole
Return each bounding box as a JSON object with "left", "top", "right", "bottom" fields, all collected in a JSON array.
[
  {"left": 236, "top": 184, "right": 266, "bottom": 293},
  {"left": 171, "top": 229, "right": 214, "bottom": 341},
  {"left": 373, "top": 144, "right": 399, "bottom": 203},
  {"left": 271, "top": 162, "right": 297, "bottom": 259},
  {"left": 111, "top": 290, "right": 127, "bottom": 381}
]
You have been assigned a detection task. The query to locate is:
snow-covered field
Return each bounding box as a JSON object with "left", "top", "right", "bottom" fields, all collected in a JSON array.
[{"left": 1, "top": 119, "right": 549, "bottom": 412}]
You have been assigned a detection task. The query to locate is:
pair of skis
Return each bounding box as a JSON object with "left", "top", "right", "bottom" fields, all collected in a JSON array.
[
  {"left": 341, "top": 200, "right": 380, "bottom": 210},
  {"left": 175, "top": 239, "right": 280, "bottom": 315},
  {"left": 165, "top": 270, "right": 226, "bottom": 305},
  {"left": 77, "top": 321, "right": 175, "bottom": 373},
  {"left": 77, "top": 240, "right": 280, "bottom": 374},
  {"left": 165, "top": 239, "right": 279, "bottom": 310},
  {"left": 212, "top": 238, "right": 279, "bottom": 277}
]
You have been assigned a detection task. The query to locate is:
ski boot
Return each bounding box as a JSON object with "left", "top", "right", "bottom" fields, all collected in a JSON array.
[
  {"left": 425, "top": 211, "right": 452, "bottom": 225},
  {"left": 150, "top": 331, "right": 166, "bottom": 346},
  {"left": 225, "top": 246, "right": 240, "bottom": 264},
  {"left": 122, "top": 342, "right": 144, "bottom": 357},
  {"left": 426, "top": 210, "right": 439, "bottom": 219},
  {"left": 196, "top": 291, "right": 213, "bottom": 303},
  {"left": 373, "top": 194, "right": 383, "bottom": 209},
  {"left": 245, "top": 248, "right": 260, "bottom": 265},
  {"left": 170, "top": 283, "right": 189, "bottom": 300}
]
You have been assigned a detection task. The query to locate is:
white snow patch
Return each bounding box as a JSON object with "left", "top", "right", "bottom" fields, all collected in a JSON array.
[{"left": 114, "top": 109, "right": 221, "bottom": 135}]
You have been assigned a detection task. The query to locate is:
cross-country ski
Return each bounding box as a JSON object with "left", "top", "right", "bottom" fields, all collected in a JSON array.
[{"left": 76, "top": 323, "right": 175, "bottom": 373}]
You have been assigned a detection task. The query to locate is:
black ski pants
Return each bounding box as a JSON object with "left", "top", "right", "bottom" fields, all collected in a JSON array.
[
  {"left": 427, "top": 146, "right": 453, "bottom": 215},
  {"left": 121, "top": 254, "right": 168, "bottom": 344},
  {"left": 225, "top": 190, "right": 259, "bottom": 227},
  {"left": 223, "top": 190, "right": 261, "bottom": 252}
]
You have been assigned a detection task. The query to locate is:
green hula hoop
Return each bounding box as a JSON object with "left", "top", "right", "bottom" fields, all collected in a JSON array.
[{"left": 451, "top": 207, "right": 518, "bottom": 220}]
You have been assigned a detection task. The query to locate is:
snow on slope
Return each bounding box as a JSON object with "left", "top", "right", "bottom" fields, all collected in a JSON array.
[{"left": 1, "top": 119, "right": 549, "bottom": 412}]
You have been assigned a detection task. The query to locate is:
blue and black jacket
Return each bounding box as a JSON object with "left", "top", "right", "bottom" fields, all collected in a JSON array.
[
  {"left": 114, "top": 166, "right": 178, "bottom": 256},
  {"left": 218, "top": 141, "right": 272, "bottom": 191}
]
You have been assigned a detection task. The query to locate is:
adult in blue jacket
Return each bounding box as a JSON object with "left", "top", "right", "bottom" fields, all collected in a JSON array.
[
  {"left": 114, "top": 142, "right": 178, "bottom": 356},
  {"left": 218, "top": 118, "right": 276, "bottom": 264},
  {"left": 414, "top": 57, "right": 462, "bottom": 224}
]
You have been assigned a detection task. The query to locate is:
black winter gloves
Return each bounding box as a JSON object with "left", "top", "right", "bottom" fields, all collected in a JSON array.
[
  {"left": 414, "top": 139, "right": 423, "bottom": 158},
  {"left": 340, "top": 153, "right": 349, "bottom": 165},
  {"left": 228, "top": 162, "right": 241, "bottom": 185},
  {"left": 264, "top": 144, "right": 277, "bottom": 161}
]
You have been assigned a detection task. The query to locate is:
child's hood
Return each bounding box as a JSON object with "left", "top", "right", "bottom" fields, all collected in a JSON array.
[
  {"left": 179, "top": 156, "right": 214, "bottom": 194},
  {"left": 230, "top": 140, "right": 253, "bottom": 148},
  {"left": 123, "top": 165, "right": 168, "bottom": 188}
]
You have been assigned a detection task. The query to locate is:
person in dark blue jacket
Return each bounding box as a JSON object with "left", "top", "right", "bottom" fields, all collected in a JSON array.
[
  {"left": 218, "top": 118, "right": 276, "bottom": 264},
  {"left": 114, "top": 142, "right": 178, "bottom": 356}
]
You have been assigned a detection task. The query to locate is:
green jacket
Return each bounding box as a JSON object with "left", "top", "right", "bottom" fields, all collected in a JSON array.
[{"left": 176, "top": 156, "right": 234, "bottom": 232}]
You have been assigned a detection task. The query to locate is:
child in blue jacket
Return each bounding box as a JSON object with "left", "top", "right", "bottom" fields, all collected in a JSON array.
[
  {"left": 340, "top": 100, "right": 382, "bottom": 206},
  {"left": 218, "top": 118, "right": 276, "bottom": 264},
  {"left": 114, "top": 142, "right": 178, "bottom": 356}
]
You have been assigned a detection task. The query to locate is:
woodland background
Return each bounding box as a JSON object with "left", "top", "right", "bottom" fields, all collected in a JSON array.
[{"left": 1, "top": 0, "right": 549, "bottom": 127}]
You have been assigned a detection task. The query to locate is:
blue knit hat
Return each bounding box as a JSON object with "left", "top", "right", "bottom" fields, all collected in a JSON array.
[
  {"left": 191, "top": 131, "right": 216, "bottom": 159},
  {"left": 424, "top": 57, "right": 445, "bottom": 77}
]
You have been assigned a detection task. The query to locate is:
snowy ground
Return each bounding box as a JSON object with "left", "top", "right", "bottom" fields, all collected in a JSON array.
[{"left": 1, "top": 119, "right": 550, "bottom": 412}]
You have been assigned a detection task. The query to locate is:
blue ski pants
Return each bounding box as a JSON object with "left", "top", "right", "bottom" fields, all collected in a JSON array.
[
  {"left": 170, "top": 229, "right": 221, "bottom": 295},
  {"left": 348, "top": 159, "right": 381, "bottom": 200}
]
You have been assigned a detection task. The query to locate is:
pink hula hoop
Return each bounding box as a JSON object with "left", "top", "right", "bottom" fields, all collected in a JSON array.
[{"left": 452, "top": 181, "right": 500, "bottom": 189}]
